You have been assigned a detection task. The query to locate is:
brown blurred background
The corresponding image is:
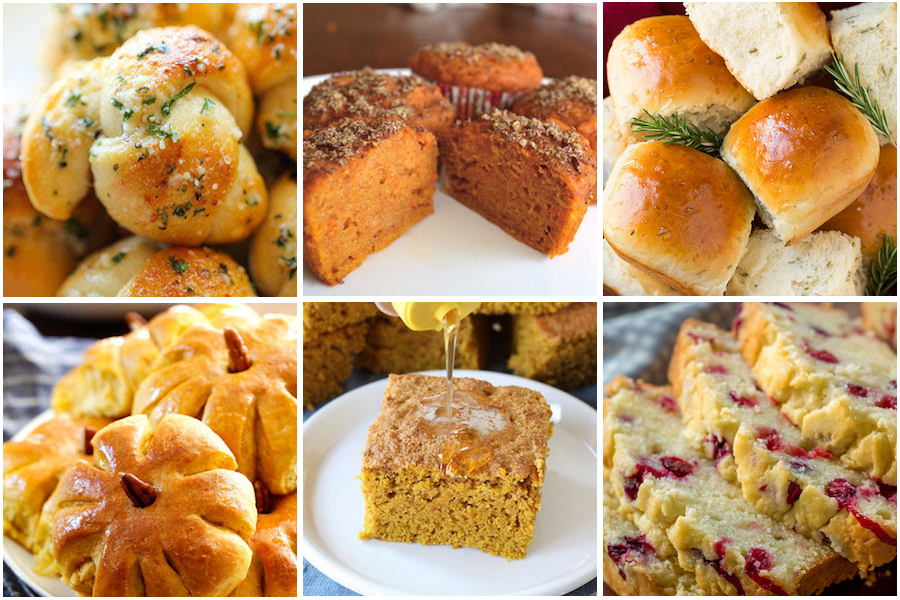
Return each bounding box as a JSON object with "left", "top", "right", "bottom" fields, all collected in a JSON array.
[{"left": 304, "top": 3, "right": 597, "bottom": 79}]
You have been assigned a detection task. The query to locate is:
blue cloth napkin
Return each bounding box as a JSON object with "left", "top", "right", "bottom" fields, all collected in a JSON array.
[
  {"left": 3, "top": 309, "right": 95, "bottom": 596},
  {"left": 303, "top": 329, "right": 598, "bottom": 596},
  {"left": 602, "top": 302, "right": 738, "bottom": 386}
]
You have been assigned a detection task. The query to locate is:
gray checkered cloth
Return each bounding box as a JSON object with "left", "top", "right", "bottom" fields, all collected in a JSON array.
[
  {"left": 3, "top": 309, "right": 94, "bottom": 597},
  {"left": 603, "top": 303, "right": 739, "bottom": 387}
]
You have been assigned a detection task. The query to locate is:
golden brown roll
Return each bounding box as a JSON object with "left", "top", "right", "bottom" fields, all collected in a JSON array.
[
  {"left": 603, "top": 141, "right": 756, "bottom": 296},
  {"left": 230, "top": 493, "right": 297, "bottom": 596},
  {"left": 35, "top": 415, "right": 256, "bottom": 595},
  {"left": 22, "top": 27, "right": 267, "bottom": 245},
  {"left": 820, "top": 144, "right": 897, "bottom": 264},
  {"left": 3, "top": 105, "right": 113, "bottom": 296},
  {"left": 607, "top": 16, "right": 755, "bottom": 138},
  {"left": 721, "top": 87, "right": 880, "bottom": 244},
  {"left": 250, "top": 174, "right": 297, "bottom": 296},
  {"left": 57, "top": 236, "right": 256, "bottom": 297}
]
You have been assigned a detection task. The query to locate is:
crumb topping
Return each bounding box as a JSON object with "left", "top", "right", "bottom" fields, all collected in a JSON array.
[
  {"left": 303, "top": 118, "right": 405, "bottom": 169},
  {"left": 526, "top": 76, "right": 597, "bottom": 111},
  {"left": 479, "top": 109, "right": 589, "bottom": 168},
  {"left": 422, "top": 41, "right": 533, "bottom": 63},
  {"left": 305, "top": 67, "right": 431, "bottom": 120}
]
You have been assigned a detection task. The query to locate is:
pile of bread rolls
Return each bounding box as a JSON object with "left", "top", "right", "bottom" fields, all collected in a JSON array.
[
  {"left": 3, "top": 4, "right": 297, "bottom": 297},
  {"left": 603, "top": 2, "right": 897, "bottom": 296}
]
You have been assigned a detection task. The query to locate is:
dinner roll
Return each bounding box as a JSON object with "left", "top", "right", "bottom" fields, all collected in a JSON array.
[
  {"left": 607, "top": 15, "right": 755, "bottom": 138},
  {"left": 726, "top": 229, "right": 865, "bottom": 296},
  {"left": 57, "top": 236, "right": 256, "bottom": 297},
  {"left": 603, "top": 141, "right": 756, "bottom": 296},
  {"left": 829, "top": 2, "right": 897, "bottom": 145},
  {"left": 820, "top": 144, "right": 897, "bottom": 265},
  {"left": 721, "top": 87, "right": 880, "bottom": 244},
  {"left": 684, "top": 2, "right": 833, "bottom": 100},
  {"left": 603, "top": 238, "right": 684, "bottom": 296}
]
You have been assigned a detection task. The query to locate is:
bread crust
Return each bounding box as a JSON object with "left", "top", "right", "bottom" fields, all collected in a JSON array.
[{"left": 821, "top": 144, "right": 897, "bottom": 263}]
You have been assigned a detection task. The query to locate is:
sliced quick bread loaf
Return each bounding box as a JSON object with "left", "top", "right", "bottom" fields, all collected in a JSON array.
[
  {"left": 737, "top": 302, "right": 897, "bottom": 486},
  {"left": 604, "top": 376, "right": 857, "bottom": 595},
  {"left": 684, "top": 2, "right": 833, "bottom": 100},
  {"left": 669, "top": 318, "right": 897, "bottom": 570},
  {"left": 603, "top": 483, "right": 704, "bottom": 595},
  {"left": 726, "top": 228, "right": 866, "bottom": 296}
]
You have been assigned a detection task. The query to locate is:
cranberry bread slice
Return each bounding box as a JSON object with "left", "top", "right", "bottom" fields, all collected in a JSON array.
[
  {"left": 603, "top": 483, "right": 703, "bottom": 595},
  {"left": 605, "top": 376, "right": 857, "bottom": 595},
  {"left": 670, "top": 319, "right": 898, "bottom": 570},
  {"left": 737, "top": 302, "right": 897, "bottom": 486}
]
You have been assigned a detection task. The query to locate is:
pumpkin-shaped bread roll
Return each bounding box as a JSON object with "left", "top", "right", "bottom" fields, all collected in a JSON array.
[
  {"left": 35, "top": 415, "right": 257, "bottom": 595},
  {"left": 132, "top": 304, "right": 298, "bottom": 494},
  {"left": 3, "top": 414, "right": 111, "bottom": 554}
]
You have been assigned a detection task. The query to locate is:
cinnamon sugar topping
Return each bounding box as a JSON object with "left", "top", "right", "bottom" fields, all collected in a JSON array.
[
  {"left": 480, "top": 109, "right": 589, "bottom": 168},
  {"left": 303, "top": 118, "right": 405, "bottom": 169}
]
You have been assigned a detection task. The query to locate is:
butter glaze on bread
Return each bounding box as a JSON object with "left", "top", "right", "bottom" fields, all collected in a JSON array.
[
  {"left": 721, "top": 87, "right": 879, "bottom": 245},
  {"left": 603, "top": 141, "right": 756, "bottom": 296},
  {"left": 607, "top": 15, "right": 755, "bottom": 138}
]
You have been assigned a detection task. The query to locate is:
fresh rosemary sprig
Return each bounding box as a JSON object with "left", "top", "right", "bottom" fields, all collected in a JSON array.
[
  {"left": 824, "top": 54, "right": 894, "bottom": 146},
  {"left": 630, "top": 109, "right": 723, "bottom": 157},
  {"left": 867, "top": 234, "right": 897, "bottom": 296}
]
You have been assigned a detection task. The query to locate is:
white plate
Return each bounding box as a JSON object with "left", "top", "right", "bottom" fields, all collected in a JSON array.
[
  {"left": 302, "top": 369, "right": 598, "bottom": 595},
  {"left": 3, "top": 410, "right": 76, "bottom": 597},
  {"left": 302, "top": 70, "right": 598, "bottom": 296}
]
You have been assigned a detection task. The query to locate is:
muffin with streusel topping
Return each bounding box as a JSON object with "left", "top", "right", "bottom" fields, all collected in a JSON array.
[
  {"left": 303, "top": 118, "right": 438, "bottom": 285},
  {"left": 409, "top": 41, "right": 543, "bottom": 118},
  {"left": 303, "top": 67, "right": 455, "bottom": 138},
  {"left": 512, "top": 76, "right": 597, "bottom": 155},
  {"left": 441, "top": 109, "right": 595, "bottom": 256}
]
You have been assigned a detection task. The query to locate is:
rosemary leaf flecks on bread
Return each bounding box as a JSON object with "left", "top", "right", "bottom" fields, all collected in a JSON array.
[
  {"left": 825, "top": 54, "right": 895, "bottom": 146},
  {"left": 630, "top": 110, "right": 722, "bottom": 157},
  {"left": 867, "top": 234, "right": 897, "bottom": 296}
]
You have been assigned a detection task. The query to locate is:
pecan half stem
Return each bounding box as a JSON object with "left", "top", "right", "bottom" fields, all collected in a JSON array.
[
  {"left": 83, "top": 426, "right": 97, "bottom": 455},
  {"left": 120, "top": 473, "right": 157, "bottom": 508},
  {"left": 124, "top": 312, "right": 147, "bottom": 332},
  {"left": 224, "top": 327, "right": 253, "bottom": 372},
  {"left": 254, "top": 481, "right": 272, "bottom": 514}
]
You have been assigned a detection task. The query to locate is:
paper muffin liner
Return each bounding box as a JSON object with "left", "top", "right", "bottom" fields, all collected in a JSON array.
[{"left": 437, "top": 83, "right": 526, "bottom": 120}]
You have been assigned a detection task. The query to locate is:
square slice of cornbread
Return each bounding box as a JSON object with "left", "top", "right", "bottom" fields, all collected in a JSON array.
[{"left": 359, "top": 374, "right": 552, "bottom": 559}]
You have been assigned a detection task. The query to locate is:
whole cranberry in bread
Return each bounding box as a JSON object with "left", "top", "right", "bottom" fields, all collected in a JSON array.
[
  {"left": 36, "top": 414, "right": 257, "bottom": 596},
  {"left": 132, "top": 304, "right": 297, "bottom": 494}
]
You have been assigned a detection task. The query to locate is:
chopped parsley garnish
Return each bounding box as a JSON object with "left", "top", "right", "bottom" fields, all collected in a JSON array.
[
  {"left": 137, "top": 41, "right": 169, "bottom": 59},
  {"left": 168, "top": 256, "right": 189, "bottom": 274},
  {"left": 162, "top": 82, "right": 196, "bottom": 116},
  {"left": 111, "top": 251, "right": 127, "bottom": 263}
]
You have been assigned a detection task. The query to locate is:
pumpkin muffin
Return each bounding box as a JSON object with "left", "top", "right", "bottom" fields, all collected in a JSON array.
[
  {"left": 409, "top": 41, "right": 543, "bottom": 118},
  {"left": 511, "top": 76, "right": 598, "bottom": 155},
  {"left": 303, "top": 118, "right": 439, "bottom": 285},
  {"left": 303, "top": 67, "right": 456, "bottom": 138},
  {"left": 442, "top": 109, "right": 596, "bottom": 256}
]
